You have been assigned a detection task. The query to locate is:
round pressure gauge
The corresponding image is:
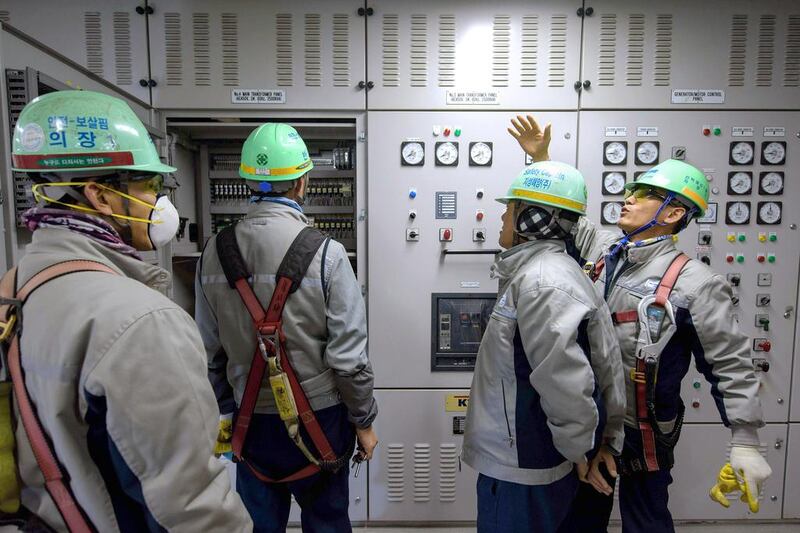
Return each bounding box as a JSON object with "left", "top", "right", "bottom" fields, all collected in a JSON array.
[
  {"left": 761, "top": 141, "right": 786, "bottom": 165},
  {"left": 602, "top": 172, "right": 626, "bottom": 195},
  {"left": 759, "top": 171, "right": 784, "bottom": 195},
  {"left": 400, "top": 141, "right": 425, "bottom": 166},
  {"left": 635, "top": 141, "right": 659, "bottom": 165},
  {"left": 435, "top": 141, "right": 459, "bottom": 166},
  {"left": 726, "top": 201, "right": 751, "bottom": 225},
  {"left": 604, "top": 141, "right": 627, "bottom": 165},
  {"left": 469, "top": 142, "right": 493, "bottom": 166},
  {"left": 601, "top": 202, "right": 623, "bottom": 225},
  {"left": 730, "top": 142, "right": 754, "bottom": 165},
  {"left": 727, "top": 171, "right": 752, "bottom": 195},
  {"left": 758, "top": 201, "right": 782, "bottom": 225}
]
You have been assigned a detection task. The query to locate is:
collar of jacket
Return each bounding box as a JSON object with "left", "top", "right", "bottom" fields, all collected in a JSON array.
[
  {"left": 246, "top": 198, "right": 309, "bottom": 224},
  {"left": 614, "top": 234, "right": 678, "bottom": 264},
  {"left": 29, "top": 227, "right": 171, "bottom": 292},
  {"left": 490, "top": 239, "right": 566, "bottom": 282}
]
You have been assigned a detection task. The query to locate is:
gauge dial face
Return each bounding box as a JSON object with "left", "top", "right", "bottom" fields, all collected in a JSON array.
[
  {"left": 635, "top": 141, "right": 659, "bottom": 165},
  {"left": 761, "top": 141, "right": 786, "bottom": 165},
  {"left": 726, "top": 201, "right": 751, "bottom": 225},
  {"left": 730, "top": 141, "right": 754, "bottom": 165},
  {"left": 758, "top": 201, "right": 782, "bottom": 224},
  {"left": 601, "top": 202, "right": 623, "bottom": 225},
  {"left": 400, "top": 141, "right": 425, "bottom": 166},
  {"left": 469, "top": 142, "right": 493, "bottom": 166},
  {"left": 602, "top": 172, "right": 626, "bottom": 195},
  {"left": 727, "top": 171, "right": 752, "bottom": 195},
  {"left": 604, "top": 141, "right": 627, "bottom": 165},
  {"left": 759, "top": 171, "right": 784, "bottom": 195},
  {"left": 435, "top": 142, "right": 459, "bottom": 166}
]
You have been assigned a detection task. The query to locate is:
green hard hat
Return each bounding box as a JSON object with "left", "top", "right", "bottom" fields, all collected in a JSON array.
[
  {"left": 11, "top": 90, "right": 175, "bottom": 174},
  {"left": 626, "top": 159, "right": 709, "bottom": 216},
  {"left": 496, "top": 161, "right": 587, "bottom": 215},
  {"left": 239, "top": 123, "right": 313, "bottom": 181}
]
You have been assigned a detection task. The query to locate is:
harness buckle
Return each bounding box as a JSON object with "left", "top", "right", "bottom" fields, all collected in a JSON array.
[
  {"left": 630, "top": 369, "right": 646, "bottom": 384},
  {"left": 256, "top": 329, "right": 280, "bottom": 363},
  {"left": 0, "top": 298, "right": 22, "bottom": 343}
]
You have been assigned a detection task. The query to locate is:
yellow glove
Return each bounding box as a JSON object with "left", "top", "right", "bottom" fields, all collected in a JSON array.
[
  {"left": 710, "top": 451, "right": 771, "bottom": 514},
  {"left": 709, "top": 463, "right": 743, "bottom": 509},
  {"left": 214, "top": 415, "right": 233, "bottom": 457}
]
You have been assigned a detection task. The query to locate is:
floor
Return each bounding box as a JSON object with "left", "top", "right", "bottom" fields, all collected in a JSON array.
[{"left": 288, "top": 523, "right": 800, "bottom": 532}]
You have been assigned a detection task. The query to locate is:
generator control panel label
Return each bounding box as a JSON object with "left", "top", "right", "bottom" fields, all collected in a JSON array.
[
  {"left": 231, "top": 89, "right": 286, "bottom": 104},
  {"left": 446, "top": 394, "right": 470, "bottom": 412},
  {"left": 671, "top": 89, "right": 725, "bottom": 104}
]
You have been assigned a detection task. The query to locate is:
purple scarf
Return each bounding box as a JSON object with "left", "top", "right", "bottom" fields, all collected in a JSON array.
[{"left": 21, "top": 207, "right": 142, "bottom": 260}]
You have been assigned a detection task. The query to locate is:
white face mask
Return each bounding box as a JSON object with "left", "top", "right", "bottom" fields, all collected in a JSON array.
[{"left": 147, "top": 195, "right": 180, "bottom": 249}]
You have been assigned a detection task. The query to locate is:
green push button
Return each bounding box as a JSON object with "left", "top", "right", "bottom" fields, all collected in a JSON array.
[
  {"left": 713, "top": 127, "right": 722, "bottom": 136},
  {"left": 768, "top": 254, "right": 776, "bottom": 263},
  {"left": 769, "top": 234, "right": 777, "bottom": 242},
  {"left": 736, "top": 255, "right": 745, "bottom": 263},
  {"left": 693, "top": 380, "right": 701, "bottom": 389},
  {"left": 454, "top": 128, "right": 462, "bottom": 137},
  {"left": 738, "top": 234, "right": 746, "bottom": 242}
]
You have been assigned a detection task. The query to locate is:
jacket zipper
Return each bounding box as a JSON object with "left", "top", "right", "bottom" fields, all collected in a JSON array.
[{"left": 500, "top": 379, "right": 514, "bottom": 448}]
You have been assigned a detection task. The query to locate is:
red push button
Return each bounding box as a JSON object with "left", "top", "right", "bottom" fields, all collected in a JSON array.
[
  {"left": 702, "top": 127, "right": 711, "bottom": 136},
  {"left": 440, "top": 228, "right": 452, "bottom": 241},
  {"left": 476, "top": 210, "right": 484, "bottom": 221},
  {"left": 758, "top": 340, "right": 772, "bottom": 352},
  {"left": 757, "top": 254, "right": 766, "bottom": 263},
  {"left": 726, "top": 254, "right": 734, "bottom": 263},
  {"left": 692, "top": 400, "right": 701, "bottom": 408}
]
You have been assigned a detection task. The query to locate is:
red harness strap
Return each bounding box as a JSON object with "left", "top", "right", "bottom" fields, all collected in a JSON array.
[
  {"left": 589, "top": 257, "right": 605, "bottom": 283},
  {"left": 634, "top": 253, "right": 690, "bottom": 472},
  {"left": 3, "top": 260, "right": 119, "bottom": 533}
]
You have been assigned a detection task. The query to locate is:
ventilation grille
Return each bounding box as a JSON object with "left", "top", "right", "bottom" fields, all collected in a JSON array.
[
  {"left": 438, "top": 14, "right": 456, "bottom": 87},
  {"left": 193, "top": 13, "right": 211, "bottom": 86},
  {"left": 728, "top": 14, "right": 748, "bottom": 86},
  {"left": 382, "top": 14, "right": 399, "bottom": 86},
  {"left": 411, "top": 14, "right": 429, "bottom": 87},
  {"left": 597, "top": 14, "right": 616, "bottom": 86},
  {"left": 221, "top": 13, "right": 239, "bottom": 86},
  {"left": 520, "top": 15, "right": 538, "bottom": 87},
  {"left": 492, "top": 15, "right": 510, "bottom": 87},
  {"left": 653, "top": 14, "right": 672, "bottom": 86},
  {"left": 305, "top": 14, "right": 321, "bottom": 86},
  {"left": 547, "top": 14, "right": 566, "bottom": 87},
  {"left": 386, "top": 444, "right": 405, "bottom": 502},
  {"left": 625, "top": 14, "right": 644, "bottom": 86},
  {"left": 783, "top": 15, "right": 800, "bottom": 86},
  {"left": 0, "top": 11, "right": 10, "bottom": 23},
  {"left": 332, "top": 14, "right": 350, "bottom": 86},
  {"left": 112, "top": 12, "right": 132, "bottom": 86},
  {"left": 163, "top": 13, "right": 182, "bottom": 86},
  {"left": 276, "top": 13, "right": 293, "bottom": 86},
  {"left": 756, "top": 14, "right": 776, "bottom": 86},
  {"left": 439, "top": 443, "right": 457, "bottom": 502},
  {"left": 84, "top": 12, "right": 104, "bottom": 77},
  {"left": 413, "top": 444, "right": 431, "bottom": 503}
]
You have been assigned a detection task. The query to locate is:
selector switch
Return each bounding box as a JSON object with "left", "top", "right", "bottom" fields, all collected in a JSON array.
[
  {"left": 408, "top": 209, "right": 417, "bottom": 220},
  {"left": 726, "top": 273, "right": 741, "bottom": 287},
  {"left": 698, "top": 231, "right": 712, "bottom": 245},
  {"left": 406, "top": 228, "right": 420, "bottom": 241},
  {"left": 753, "top": 358, "right": 770, "bottom": 373},
  {"left": 756, "top": 294, "right": 771, "bottom": 307},
  {"left": 698, "top": 253, "right": 711, "bottom": 265},
  {"left": 473, "top": 228, "right": 486, "bottom": 242},
  {"left": 756, "top": 314, "right": 770, "bottom": 331},
  {"left": 731, "top": 294, "right": 740, "bottom": 307}
]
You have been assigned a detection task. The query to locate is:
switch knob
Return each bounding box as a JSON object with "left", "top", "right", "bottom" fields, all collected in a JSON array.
[
  {"left": 758, "top": 340, "right": 772, "bottom": 352},
  {"left": 754, "top": 358, "right": 770, "bottom": 373}
]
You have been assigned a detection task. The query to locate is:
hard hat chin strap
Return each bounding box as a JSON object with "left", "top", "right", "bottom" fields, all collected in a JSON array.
[{"left": 610, "top": 192, "right": 678, "bottom": 258}]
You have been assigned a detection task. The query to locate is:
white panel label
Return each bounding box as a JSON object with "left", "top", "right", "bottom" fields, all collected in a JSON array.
[
  {"left": 446, "top": 90, "right": 500, "bottom": 105},
  {"left": 764, "top": 127, "right": 785, "bottom": 137},
  {"left": 231, "top": 89, "right": 286, "bottom": 104},
  {"left": 637, "top": 126, "right": 659, "bottom": 137},
  {"left": 605, "top": 126, "right": 627, "bottom": 137},
  {"left": 671, "top": 89, "right": 725, "bottom": 104},
  {"left": 732, "top": 127, "right": 754, "bottom": 137},
  {"left": 460, "top": 281, "right": 481, "bottom": 288}
]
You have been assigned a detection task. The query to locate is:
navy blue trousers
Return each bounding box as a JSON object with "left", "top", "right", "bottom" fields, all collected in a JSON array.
[
  {"left": 236, "top": 403, "right": 355, "bottom": 533},
  {"left": 477, "top": 471, "right": 578, "bottom": 533}
]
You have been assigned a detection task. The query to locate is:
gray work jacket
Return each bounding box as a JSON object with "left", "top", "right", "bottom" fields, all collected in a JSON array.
[{"left": 196, "top": 200, "right": 377, "bottom": 428}]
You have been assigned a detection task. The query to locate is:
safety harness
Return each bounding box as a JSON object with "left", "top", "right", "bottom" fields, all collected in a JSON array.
[
  {"left": 216, "top": 225, "right": 349, "bottom": 483},
  {"left": 0, "top": 260, "right": 119, "bottom": 533},
  {"left": 589, "top": 252, "right": 690, "bottom": 473}
]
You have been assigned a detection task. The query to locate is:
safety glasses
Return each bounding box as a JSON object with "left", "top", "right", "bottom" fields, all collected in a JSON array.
[{"left": 624, "top": 187, "right": 668, "bottom": 202}]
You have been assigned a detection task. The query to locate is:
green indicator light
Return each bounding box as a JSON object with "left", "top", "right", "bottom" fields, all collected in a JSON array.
[
  {"left": 713, "top": 127, "right": 722, "bottom": 136},
  {"left": 768, "top": 255, "right": 776, "bottom": 263},
  {"left": 454, "top": 128, "right": 462, "bottom": 137},
  {"left": 693, "top": 381, "right": 701, "bottom": 389},
  {"left": 769, "top": 234, "right": 777, "bottom": 242},
  {"left": 736, "top": 255, "right": 745, "bottom": 263},
  {"left": 738, "top": 234, "right": 746, "bottom": 242}
]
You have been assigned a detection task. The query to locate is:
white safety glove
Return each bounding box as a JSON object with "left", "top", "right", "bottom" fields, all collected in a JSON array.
[{"left": 726, "top": 445, "right": 772, "bottom": 512}]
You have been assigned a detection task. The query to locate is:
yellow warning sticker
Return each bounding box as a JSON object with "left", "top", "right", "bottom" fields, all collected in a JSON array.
[{"left": 445, "top": 394, "right": 470, "bottom": 412}]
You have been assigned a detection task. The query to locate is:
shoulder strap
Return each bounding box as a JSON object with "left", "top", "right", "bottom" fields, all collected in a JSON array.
[
  {"left": 655, "top": 253, "right": 690, "bottom": 307},
  {"left": 5, "top": 260, "right": 117, "bottom": 533}
]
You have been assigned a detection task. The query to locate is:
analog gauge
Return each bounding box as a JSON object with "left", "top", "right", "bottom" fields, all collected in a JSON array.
[
  {"left": 761, "top": 141, "right": 786, "bottom": 165},
  {"left": 635, "top": 141, "right": 660, "bottom": 165},
  {"left": 469, "top": 141, "right": 493, "bottom": 166},
  {"left": 603, "top": 141, "right": 628, "bottom": 165},
  {"left": 602, "top": 171, "right": 626, "bottom": 195},
  {"left": 725, "top": 201, "right": 751, "bottom": 225},
  {"left": 759, "top": 171, "right": 784, "bottom": 195},
  {"left": 727, "top": 171, "right": 752, "bottom": 195},
  {"left": 400, "top": 141, "right": 425, "bottom": 166},
  {"left": 729, "top": 141, "right": 754, "bottom": 165},
  {"left": 435, "top": 141, "right": 459, "bottom": 166},
  {"left": 757, "top": 201, "right": 782, "bottom": 225},
  {"left": 601, "top": 202, "right": 623, "bottom": 225}
]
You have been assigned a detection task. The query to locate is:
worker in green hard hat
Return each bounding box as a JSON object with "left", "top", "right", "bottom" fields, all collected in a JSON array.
[
  {"left": 196, "top": 123, "right": 377, "bottom": 532},
  {"left": 510, "top": 116, "right": 771, "bottom": 533},
  {"left": 1, "top": 89, "right": 251, "bottom": 531},
  {"left": 462, "top": 160, "right": 625, "bottom": 533}
]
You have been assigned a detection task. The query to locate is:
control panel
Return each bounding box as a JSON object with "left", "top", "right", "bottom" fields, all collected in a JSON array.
[
  {"left": 431, "top": 293, "right": 495, "bottom": 371},
  {"left": 578, "top": 111, "right": 800, "bottom": 423}
]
